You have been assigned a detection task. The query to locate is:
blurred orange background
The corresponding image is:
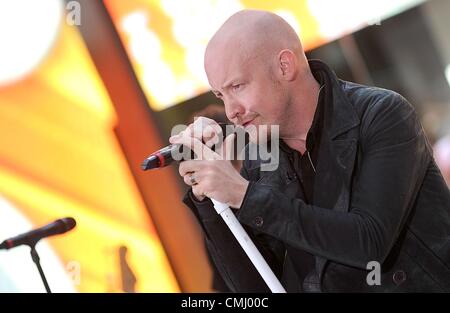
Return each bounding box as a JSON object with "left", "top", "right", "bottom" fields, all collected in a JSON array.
[{"left": 1, "top": 0, "right": 448, "bottom": 293}]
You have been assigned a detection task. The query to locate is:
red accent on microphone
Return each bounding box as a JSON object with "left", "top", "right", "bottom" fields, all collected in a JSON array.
[
  {"left": 6, "top": 240, "right": 13, "bottom": 249},
  {"left": 155, "top": 152, "right": 165, "bottom": 168}
]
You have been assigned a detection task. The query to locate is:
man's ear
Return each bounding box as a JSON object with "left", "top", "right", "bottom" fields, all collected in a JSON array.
[{"left": 277, "top": 49, "right": 297, "bottom": 81}]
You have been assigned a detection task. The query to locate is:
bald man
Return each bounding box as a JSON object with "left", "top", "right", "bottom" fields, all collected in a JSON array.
[{"left": 171, "top": 10, "right": 450, "bottom": 292}]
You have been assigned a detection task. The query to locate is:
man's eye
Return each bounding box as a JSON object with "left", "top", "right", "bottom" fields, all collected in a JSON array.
[{"left": 232, "top": 84, "right": 242, "bottom": 91}]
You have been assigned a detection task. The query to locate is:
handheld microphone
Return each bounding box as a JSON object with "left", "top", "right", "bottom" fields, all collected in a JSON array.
[
  {"left": 0, "top": 217, "right": 77, "bottom": 250},
  {"left": 141, "top": 143, "right": 185, "bottom": 171},
  {"left": 141, "top": 123, "right": 231, "bottom": 171}
]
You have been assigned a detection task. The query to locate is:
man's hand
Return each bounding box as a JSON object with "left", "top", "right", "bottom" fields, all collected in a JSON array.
[
  {"left": 170, "top": 116, "right": 224, "bottom": 149},
  {"left": 169, "top": 117, "right": 249, "bottom": 208}
]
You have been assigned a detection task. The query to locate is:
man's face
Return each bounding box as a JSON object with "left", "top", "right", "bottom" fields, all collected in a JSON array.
[{"left": 205, "top": 49, "right": 287, "bottom": 143}]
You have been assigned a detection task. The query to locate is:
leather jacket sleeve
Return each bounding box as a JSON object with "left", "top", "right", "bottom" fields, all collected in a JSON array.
[{"left": 237, "top": 95, "right": 432, "bottom": 269}]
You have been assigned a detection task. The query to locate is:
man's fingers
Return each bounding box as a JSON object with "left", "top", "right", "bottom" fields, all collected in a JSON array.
[
  {"left": 183, "top": 172, "right": 199, "bottom": 186},
  {"left": 183, "top": 173, "right": 192, "bottom": 186},
  {"left": 217, "top": 133, "right": 236, "bottom": 161},
  {"left": 170, "top": 117, "right": 223, "bottom": 148},
  {"left": 203, "top": 123, "right": 223, "bottom": 148},
  {"left": 172, "top": 135, "right": 219, "bottom": 160},
  {"left": 179, "top": 160, "right": 201, "bottom": 176},
  {"left": 169, "top": 128, "right": 188, "bottom": 143}
]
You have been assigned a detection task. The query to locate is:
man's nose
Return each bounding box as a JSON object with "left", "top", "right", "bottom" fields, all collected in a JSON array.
[{"left": 224, "top": 97, "right": 245, "bottom": 122}]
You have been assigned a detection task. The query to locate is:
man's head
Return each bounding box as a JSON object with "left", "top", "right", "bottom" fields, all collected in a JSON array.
[{"left": 204, "top": 9, "right": 317, "bottom": 142}]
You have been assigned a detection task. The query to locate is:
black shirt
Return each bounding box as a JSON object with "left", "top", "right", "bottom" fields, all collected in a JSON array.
[
  {"left": 280, "top": 66, "right": 327, "bottom": 204},
  {"left": 279, "top": 63, "right": 329, "bottom": 292}
]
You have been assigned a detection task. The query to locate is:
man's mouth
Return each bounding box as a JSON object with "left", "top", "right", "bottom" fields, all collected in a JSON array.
[{"left": 242, "top": 118, "right": 255, "bottom": 128}]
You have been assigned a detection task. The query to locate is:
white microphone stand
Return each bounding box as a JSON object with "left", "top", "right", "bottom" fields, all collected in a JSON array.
[{"left": 211, "top": 199, "right": 286, "bottom": 293}]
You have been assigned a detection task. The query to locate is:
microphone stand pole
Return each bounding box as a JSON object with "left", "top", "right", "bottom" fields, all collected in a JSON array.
[
  {"left": 29, "top": 244, "right": 52, "bottom": 293},
  {"left": 211, "top": 199, "right": 286, "bottom": 293}
]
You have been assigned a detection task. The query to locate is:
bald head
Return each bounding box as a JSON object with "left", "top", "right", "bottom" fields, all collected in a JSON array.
[
  {"left": 203, "top": 10, "right": 320, "bottom": 139},
  {"left": 205, "top": 10, "right": 308, "bottom": 76}
]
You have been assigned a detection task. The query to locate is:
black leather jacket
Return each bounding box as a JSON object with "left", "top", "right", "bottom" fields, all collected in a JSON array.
[{"left": 183, "top": 60, "right": 450, "bottom": 292}]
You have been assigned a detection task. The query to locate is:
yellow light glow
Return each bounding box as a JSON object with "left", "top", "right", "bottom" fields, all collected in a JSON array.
[
  {"left": 105, "top": 0, "right": 426, "bottom": 111},
  {"left": 0, "top": 18, "right": 179, "bottom": 292},
  {"left": 0, "top": 165, "right": 178, "bottom": 292},
  {"left": 0, "top": 0, "right": 63, "bottom": 85}
]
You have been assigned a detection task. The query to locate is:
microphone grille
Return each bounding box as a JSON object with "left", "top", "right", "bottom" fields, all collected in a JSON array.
[{"left": 60, "top": 217, "right": 76, "bottom": 232}]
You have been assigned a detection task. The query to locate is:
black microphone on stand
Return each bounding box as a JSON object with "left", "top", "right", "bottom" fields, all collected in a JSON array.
[
  {"left": 0, "top": 217, "right": 76, "bottom": 250},
  {"left": 0, "top": 217, "right": 77, "bottom": 293}
]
